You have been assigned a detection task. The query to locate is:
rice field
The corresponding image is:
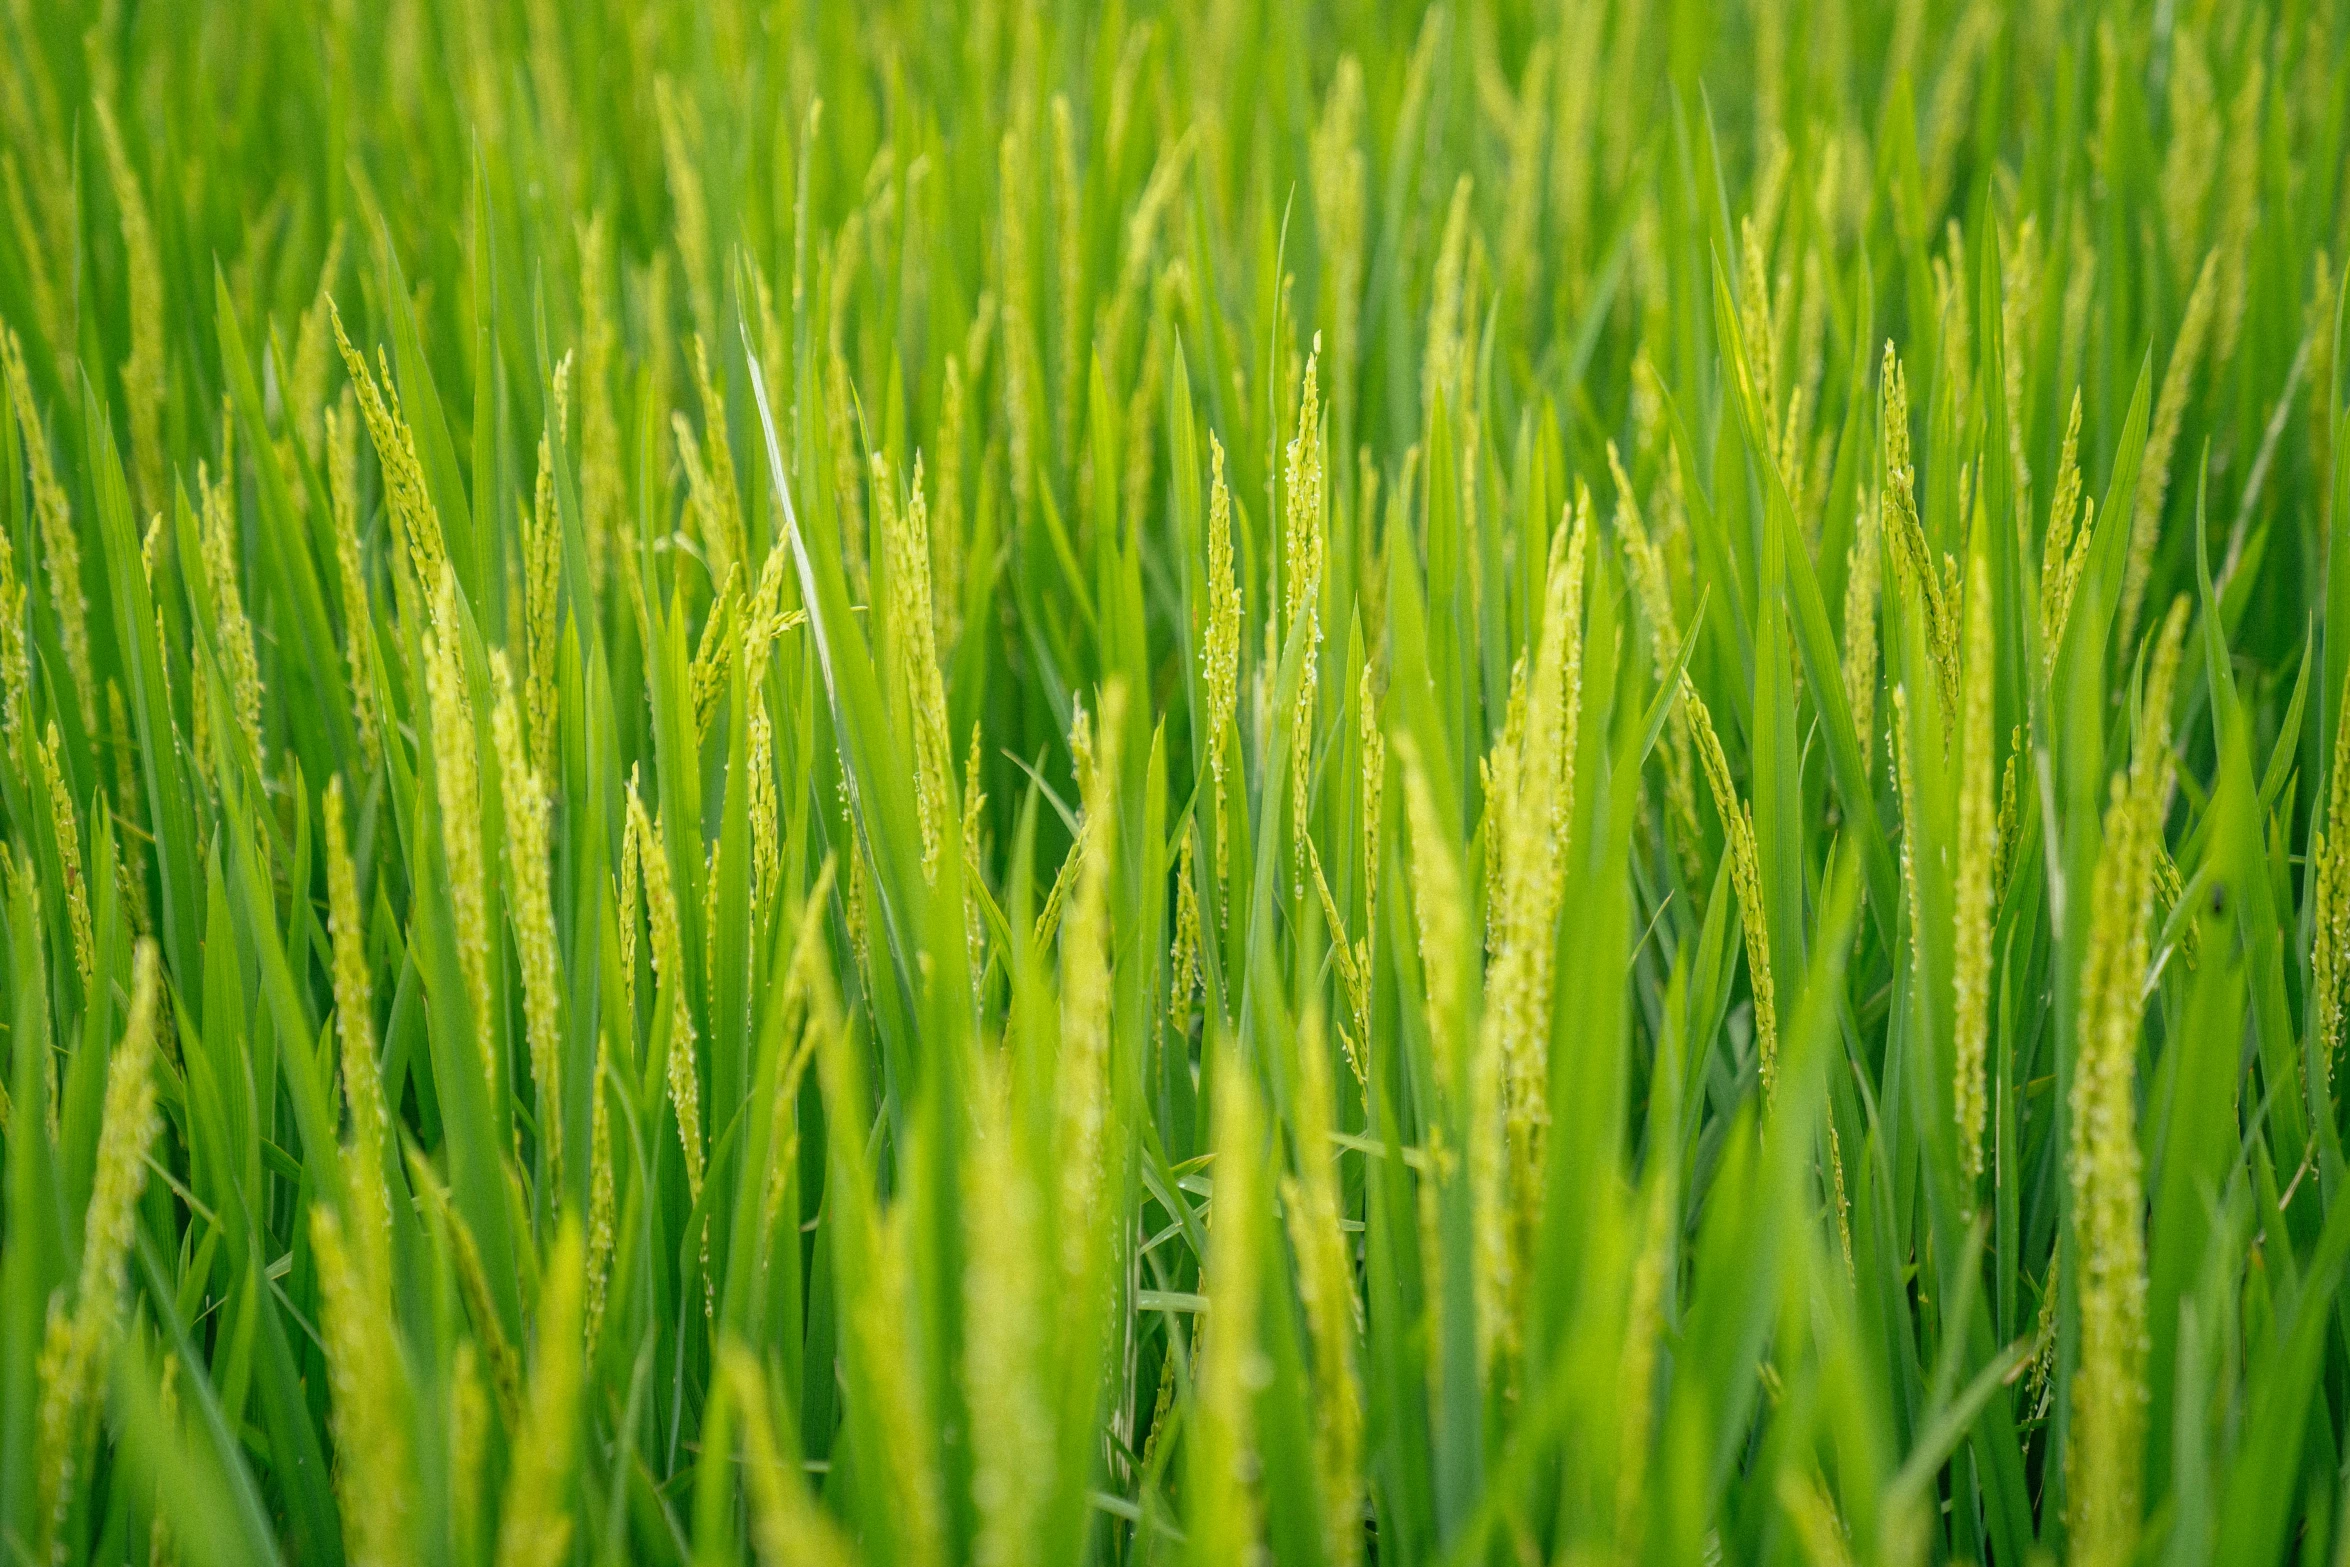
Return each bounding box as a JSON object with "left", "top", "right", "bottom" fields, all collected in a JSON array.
[{"left": 2, "top": 0, "right": 2347, "bottom": 1561}]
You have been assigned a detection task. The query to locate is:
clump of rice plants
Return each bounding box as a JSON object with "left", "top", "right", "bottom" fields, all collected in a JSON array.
[{"left": 2, "top": 1, "right": 2348, "bottom": 1563}]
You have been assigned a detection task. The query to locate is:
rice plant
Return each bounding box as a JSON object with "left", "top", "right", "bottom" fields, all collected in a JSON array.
[{"left": 2, "top": 1, "right": 2347, "bottom": 1562}]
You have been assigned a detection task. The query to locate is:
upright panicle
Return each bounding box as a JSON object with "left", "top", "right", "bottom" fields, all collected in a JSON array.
[
  {"left": 33, "top": 943, "right": 164, "bottom": 1564},
  {"left": 1613, "top": 441, "right": 1705, "bottom": 860},
  {"left": 2120, "top": 255, "right": 2218, "bottom": 648},
  {"left": 311, "top": 1204, "right": 418, "bottom": 1567},
  {"left": 880, "top": 452, "right": 956, "bottom": 882},
  {"left": 494, "top": 1226, "right": 586, "bottom": 1567},
  {"left": 427, "top": 570, "right": 495, "bottom": 1097},
  {"left": 198, "top": 447, "right": 266, "bottom": 767},
  {"left": 2039, "top": 390, "right": 2093, "bottom": 677},
  {"left": 2, "top": 326, "right": 95, "bottom": 738},
  {"left": 1057, "top": 684, "right": 1123, "bottom": 1296},
  {"left": 1880, "top": 344, "right": 1960, "bottom": 728},
  {"left": 493, "top": 654, "right": 565, "bottom": 1199},
  {"left": 326, "top": 393, "right": 383, "bottom": 770},
  {"left": 1841, "top": 478, "right": 1883, "bottom": 768},
  {"left": 92, "top": 100, "right": 166, "bottom": 517},
  {"left": 963, "top": 1051, "right": 1053, "bottom": 1567},
  {"left": 1399, "top": 734, "right": 1470, "bottom": 1099},
  {"left": 676, "top": 335, "right": 745, "bottom": 583},
  {"left": 720, "top": 1347, "right": 857, "bottom": 1567},
  {"left": 325, "top": 777, "right": 394, "bottom": 1272},
  {"left": 1286, "top": 340, "right": 1328, "bottom": 886},
  {"left": 2068, "top": 599, "right": 2191, "bottom": 1567},
  {"left": 2312, "top": 675, "right": 2350, "bottom": 1071},
  {"left": 1952, "top": 548, "right": 1996, "bottom": 1212},
  {"left": 36, "top": 724, "right": 92, "bottom": 986},
  {"left": 0, "top": 519, "right": 28, "bottom": 745},
  {"left": 1202, "top": 433, "right": 1241, "bottom": 907},
  {"left": 523, "top": 407, "right": 564, "bottom": 770},
  {"left": 632, "top": 782, "right": 700, "bottom": 1199},
  {"left": 1191, "top": 1062, "right": 1268, "bottom": 1567},
  {"left": 332, "top": 300, "right": 450, "bottom": 590},
  {"left": 576, "top": 213, "right": 622, "bottom": 594},
  {"left": 1285, "top": 1006, "right": 1363, "bottom": 1567},
  {"left": 1685, "top": 677, "right": 1779, "bottom": 1095},
  {"left": 1477, "top": 494, "right": 1586, "bottom": 1362}
]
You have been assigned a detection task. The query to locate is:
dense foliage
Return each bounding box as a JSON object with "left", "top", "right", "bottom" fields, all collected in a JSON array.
[{"left": 3, "top": 0, "right": 2349, "bottom": 1562}]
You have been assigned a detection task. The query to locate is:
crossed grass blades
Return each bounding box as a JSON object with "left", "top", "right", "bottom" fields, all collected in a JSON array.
[{"left": 1, "top": 0, "right": 2348, "bottom": 1562}]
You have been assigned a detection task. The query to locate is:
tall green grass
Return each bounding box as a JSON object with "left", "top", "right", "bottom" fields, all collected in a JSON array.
[{"left": 2, "top": 0, "right": 2347, "bottom": 1562}]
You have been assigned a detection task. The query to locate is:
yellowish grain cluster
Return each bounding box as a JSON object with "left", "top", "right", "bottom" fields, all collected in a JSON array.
[
  {"left": 1952, "top": 549, "right": 1996, "bottom": 1211},
  {"left": 311, "top": 1203, "right": 417, "bottom": 1567},
  {"left": 1285, "top": 342, "right": 1328, "bottom": 877},
  {"left": 2039, "top": 392, "right": 2094, "bottom": 675},
  {"left": 1475, "top": 499, "right": 1586, "bottom": 1363},
  {"left": 632, "top": 784, "right": 701, "bottom": 1199},
  {"left": 2313, "top": 692, "right": 2350, "bottom": 1071},
  {"left": 1685, "top": 676, "right": 1779, "bottom": 1094},
  {"left": 1283, "top": 1008, "right": 1363, "bottom": 1567},
  {"left": 1202, "top": 433, "right": 1241, "bottom": 899},
  {"left": 2120, "top": 257, "right": 2217, "bottom": 648},
  {"left": 880, "top": 453, "right": 957, "bottom": 883},
  {"left": 33, "top": 944, "right": 163, "bottom": 1565},
  {"left": 494, "top": 654, "right": 566, "bottom": 1196},
  {"left": 1879, "top": 346, "right": 1960, "bottom": 727},
  {"left": 198, "top": 450, "right": 266, "bottom": 765},
  {"left": 426, "top": 574, "right": 496, "bottom": 1096},
  {"left": 325, "top": 778, "right": 395, "bottom": 1268},
  {"left": 1191, "top": 1065, "right": 1268, "bottom": 1567},
  {"left": 3, "top": 327, "right": 94, "bottom": 737},
  {"left": 332, "top": 302, "right": 449, "bottom": 590},
  {"left": 2067, "top": 598, "right": 2189, "bottom": 1567}
]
